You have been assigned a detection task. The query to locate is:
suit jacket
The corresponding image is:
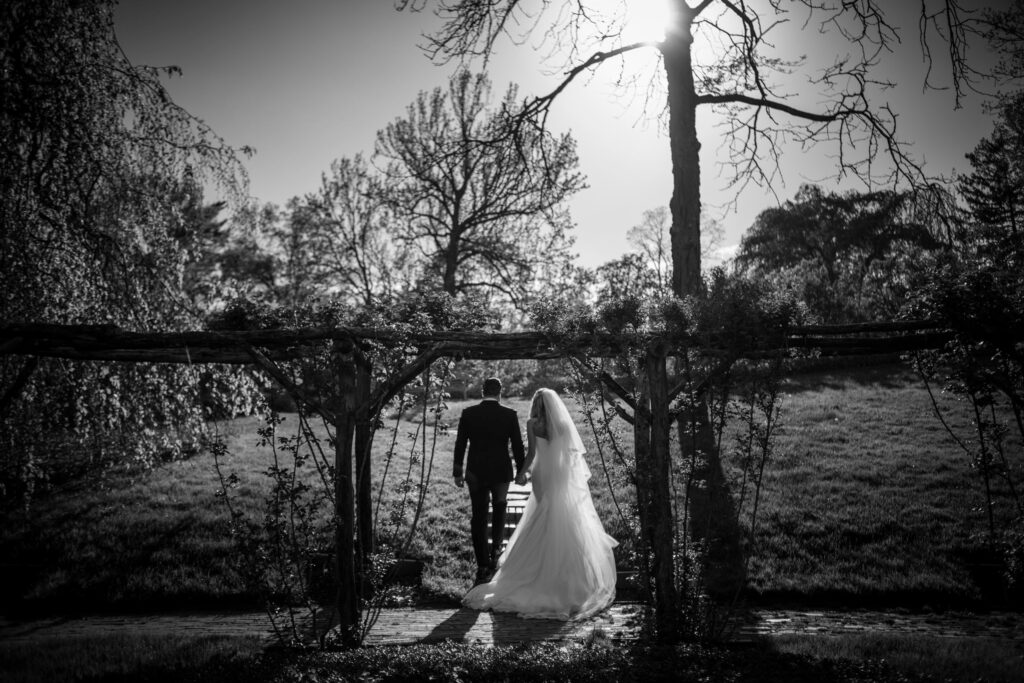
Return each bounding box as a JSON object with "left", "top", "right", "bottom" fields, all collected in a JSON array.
[{"left": 453, "top": 400, "right": 525, "bottom": 484}]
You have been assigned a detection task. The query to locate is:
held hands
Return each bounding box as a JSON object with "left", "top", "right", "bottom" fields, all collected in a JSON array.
[
  {"left": 454, "top": 476, "right": 465, "bottom": 487},
  {"left": 514, "top": 471, "right": 528, "bottom": 486}
]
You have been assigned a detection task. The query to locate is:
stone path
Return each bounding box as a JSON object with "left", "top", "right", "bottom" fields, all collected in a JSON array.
[
  {"left": 2, "top": 604, "right": 1022, "bottom": 647},
  {"left": 734, "top": 608, "right": 1024, "bottom": 641}
]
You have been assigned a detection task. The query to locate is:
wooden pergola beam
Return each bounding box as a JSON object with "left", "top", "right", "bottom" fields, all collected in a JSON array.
[
  {"left": 0, "top": 317, "right": 974, "bottom": 646},
  {"left": 0, "top": 321, "right": 955, "bottom": 364}
]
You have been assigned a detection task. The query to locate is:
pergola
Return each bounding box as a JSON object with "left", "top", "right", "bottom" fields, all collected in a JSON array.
[{"left": 0, "top": 319, "right": 953, "bottom": 644}]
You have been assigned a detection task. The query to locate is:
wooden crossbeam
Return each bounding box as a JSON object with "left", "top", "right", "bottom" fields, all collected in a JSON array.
[{"left": 0, "top": 320, "right": 955, "bottom": 364}]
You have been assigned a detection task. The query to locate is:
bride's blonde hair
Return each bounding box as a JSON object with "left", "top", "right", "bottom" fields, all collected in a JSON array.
[
  {"left": 530, "top": 389, "right": 548, "bottom": 420},
  {"left": 526, "top": 388, "right": 589, "bottom": 487}
]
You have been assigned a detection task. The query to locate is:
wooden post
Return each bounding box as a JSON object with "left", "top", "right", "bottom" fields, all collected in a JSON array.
[
  {"left": 354, "top": 360, "right": 374, "bottom": 563},
  {"left": 631, "top": 365, "right": 655, "bottom": 604},
  {"left": 333, "top": 342, "right": 360, "bottom": 646},
  {"left": 645, "top": 342, "right": 681, "bottom": 642}
]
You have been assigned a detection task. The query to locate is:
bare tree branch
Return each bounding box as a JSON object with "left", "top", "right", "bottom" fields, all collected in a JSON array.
[
  {"left": 697, "top": 92, "right": 839, "bottom": 122},
  {"left": 398, "top": 1, "right": 994, "bottom": 294},
  {"left": 521, "top": 41, "right": 660, "bottom": 128}
]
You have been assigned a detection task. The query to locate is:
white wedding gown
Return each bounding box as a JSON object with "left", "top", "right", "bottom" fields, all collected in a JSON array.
[{"left": 463, "top": 390, "right": 618, "bottom": 621}]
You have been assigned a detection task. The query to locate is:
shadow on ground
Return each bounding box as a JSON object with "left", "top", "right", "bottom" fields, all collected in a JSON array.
[{"left": 684, "top": 417, "right": 747, "bottom": 602}]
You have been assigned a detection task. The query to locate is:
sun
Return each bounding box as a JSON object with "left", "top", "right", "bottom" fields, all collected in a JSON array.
[{"left": 621, "top": 0, "right": 675, "bottom": 44}]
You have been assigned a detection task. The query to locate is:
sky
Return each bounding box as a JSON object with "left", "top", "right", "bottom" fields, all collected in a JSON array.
[{"left": 114, "top": 1, "right": 1004, "bottom": 269}]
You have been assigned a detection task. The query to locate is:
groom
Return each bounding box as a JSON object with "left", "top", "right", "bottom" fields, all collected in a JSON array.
[{"left": 453, "top": 377, "right": 525, "bottom": 584}]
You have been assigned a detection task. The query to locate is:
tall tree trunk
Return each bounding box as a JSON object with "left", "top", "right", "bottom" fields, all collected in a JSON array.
[
  {"left": 632, "top": 367, "right": 655, "bottom": 605},
  {"left": 645, "top": 343, "right": 681, "bottom": 642},
  {"left": 663, "top": 7, "right": 702, "bottom": 298},
  {"left": 664, "top": 8, "right": 719, "bottom": 641},
  {"left": 334, "top": 343, "right": 360, "bottom": 647},
  {"left": 443, "top": 231, "right": 460, "bottom": 295}
]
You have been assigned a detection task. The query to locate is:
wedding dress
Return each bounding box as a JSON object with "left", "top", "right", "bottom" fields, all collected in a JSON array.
[{"left": 463, "top": 389, "right": 618, "bottom": 620}]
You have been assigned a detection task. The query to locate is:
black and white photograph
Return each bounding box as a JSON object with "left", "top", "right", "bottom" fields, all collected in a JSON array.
[{"left": 1, "top": 1, "right": 1022, "bottom": 681}]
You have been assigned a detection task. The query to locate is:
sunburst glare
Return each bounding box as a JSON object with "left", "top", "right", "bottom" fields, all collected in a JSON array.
[{"left": 620, "top": 0, "right": 675, "bottom": 44}]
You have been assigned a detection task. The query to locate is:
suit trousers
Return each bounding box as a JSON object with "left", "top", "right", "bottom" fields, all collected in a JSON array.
[{"left": 465, "top": 472, "right": 509, "bottom": 568}]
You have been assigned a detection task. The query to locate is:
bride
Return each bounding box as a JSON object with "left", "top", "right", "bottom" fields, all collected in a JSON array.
[{"left": 463, "top": 388, "right": 618, "bottom": 620}]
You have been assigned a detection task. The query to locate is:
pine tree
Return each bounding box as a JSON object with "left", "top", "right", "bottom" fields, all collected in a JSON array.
[{"left": 959, "top": 95, "right": 1024, "bottom": 241}]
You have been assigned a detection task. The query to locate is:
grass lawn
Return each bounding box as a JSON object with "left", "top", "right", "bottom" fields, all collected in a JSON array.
[
  {"left": 771, "top": 632, "right": 1024, "bottom": 683},
  {"left": 725, "top": 362, "right": 1021, "bottom": 607},
  {"left": 0, "top": 362, "right": 1018, "bottom": 613},
  {"left": 0, "top": 393, "right": 635, "bottom": 612}
]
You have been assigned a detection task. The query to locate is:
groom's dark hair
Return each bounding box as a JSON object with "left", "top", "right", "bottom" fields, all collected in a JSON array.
[{"left": 482, "top": 377, "right": 502, "bottom": 397}]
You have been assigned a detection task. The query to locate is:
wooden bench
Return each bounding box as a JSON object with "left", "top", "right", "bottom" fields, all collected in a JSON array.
[{"left": 491, "top": 481, "right": 531, "bottom": 553}]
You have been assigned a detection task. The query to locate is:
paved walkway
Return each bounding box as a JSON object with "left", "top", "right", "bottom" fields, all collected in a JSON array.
[
  {"left": 2, "top": 604, "right": 1022, "bottom": 647},
  {"left": 735, "top": 608, "right": 1024, "bottom": 641}
]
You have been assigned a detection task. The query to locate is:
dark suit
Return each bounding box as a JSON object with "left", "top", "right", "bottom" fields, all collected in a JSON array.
[{"left": 453, "top": 399, "right": 525, "bottom": 569}]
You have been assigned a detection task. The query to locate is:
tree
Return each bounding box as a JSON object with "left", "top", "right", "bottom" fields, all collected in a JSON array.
[
  {"left": 207, "top": 156, "right": 414, "bottom": 320},
  {"left": 274, "top": 197, "right": 327, "bottom": 315},
  {"left": 595, "top": 253, "right": 662, "bottom": 307},
  {"left": 0, "top": 0, "right": 248, "bottom": 326},
  {"left": 593, "top": 207, "right": 675, "bottom": 306},
  {"left": 627, "top": 207, "right": 673, "bottom": 293},
  {"left": 305, "top": 155, "right": 413, "bottom": 309},
  {"left": 982, "top": 0, "right": 1024, "bottom": 91},
  {"left": 0, "top": 0, "right": 256, "bottom": 503},
  {"left": 400, "top": 1, "right": 981, "bottom": 298},
  {"left": 595, "top": 206, "right": 724, "bottom": 312},
  {"left": 959, "top": 93, "right": 1024, "bottom": 242},
  {"left": 375, "top": 70, "right": 585, "bottom": 306},
  {"left": 180, "top": 198, "right": 230, "bottom": 311},
  {"left": 217, "top": 202, "right": 281, "bottom": 304},
  {"left": 627, "top": 206, "right": 725, "bottom": 287},
  {"left": 215, "top": 198, "right": 342, "bottom": 315},
  {"left": 949, "top": 7, "right": 1024, "bottom": 257},
  {"left": 736, "top": 185, "right": 929, "bottom": 282},
  {"left": 735, "top": 184, "right": 938, "bottom": 321}
]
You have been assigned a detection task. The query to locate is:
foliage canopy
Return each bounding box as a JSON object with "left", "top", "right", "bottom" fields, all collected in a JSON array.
[{"left": 0, "top": 0, "right": 257, "bottom": 504}]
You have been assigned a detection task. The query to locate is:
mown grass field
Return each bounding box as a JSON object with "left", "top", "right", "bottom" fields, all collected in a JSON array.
[
  {"left": 0, "top": 362, "right": 1018, "bottom": 614},
  {"left": 722, "top": 362, "right": 1020, "bottom": 607},
  {"left": 0, "top": 393, "right": 634, "bottom": 612}
]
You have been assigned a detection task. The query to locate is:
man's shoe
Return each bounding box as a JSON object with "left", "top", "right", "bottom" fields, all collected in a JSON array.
[{"left": 474, "top": 567, "right": 490, "bottom": 585}]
